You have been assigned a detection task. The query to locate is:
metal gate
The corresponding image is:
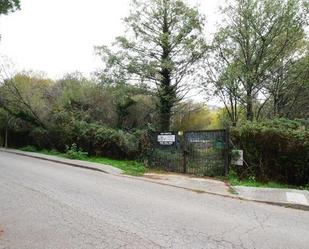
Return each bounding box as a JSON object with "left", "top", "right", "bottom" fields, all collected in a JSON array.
[{"left": 147, "top": 129, "right": 229, "bottom": 176}]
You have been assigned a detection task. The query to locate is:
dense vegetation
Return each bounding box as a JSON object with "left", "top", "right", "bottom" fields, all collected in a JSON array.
[
  {"left": 0, "top": 0, "right": 308, "bottom": 185},
  {"left": 0, "top": 73, "right": 155, "bottom": 158},
  {"left": 231, "top": 119, "right": 309, "bottom": 186}
]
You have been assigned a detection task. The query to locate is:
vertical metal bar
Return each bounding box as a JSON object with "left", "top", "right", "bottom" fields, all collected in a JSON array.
[
  {"left": 224, "top": 128, "right": 230, "bottom": 176},
  {"left": 182, "top": 132, "right": 187, "bottom": 174}
]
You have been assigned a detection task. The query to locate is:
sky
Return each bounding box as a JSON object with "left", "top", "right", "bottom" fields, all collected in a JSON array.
[{"left": 0, "top": 0, "right": 225, "bottom": 80}]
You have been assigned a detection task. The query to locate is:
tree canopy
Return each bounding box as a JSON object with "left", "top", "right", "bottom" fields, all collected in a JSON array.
[
  {"left": 96, "top": 0, "right": 207, "bottom": 130},
  {"left": 204, "top": 0, "right": 309, "bottom": 123},
  {"left": 0, "top": 0, "right": 20, "bottom": 15}
]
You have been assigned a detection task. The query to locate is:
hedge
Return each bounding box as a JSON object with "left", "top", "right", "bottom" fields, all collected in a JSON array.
[
  {"left": 231, "top": 119, "right": 309, "bottom": 186},
  {"left": 3, "top": 121, "right": 149, "bottom": 160}
]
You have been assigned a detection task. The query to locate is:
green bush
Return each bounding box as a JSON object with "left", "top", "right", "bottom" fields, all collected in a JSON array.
[
  {"left": 20, "top": 145, "right": 38, "bottom": 152},
  {"left": 231, "top": 119, "right": 309, "bottom": 186},
  {"left": 27, "top": 120, "right": 146, "bottom": 160},
  {"left": 65, "top": 143, "right": 88, "bottom": 160},
  {"left": 29, "top": 127, "right": 50, "bottom": 149}
]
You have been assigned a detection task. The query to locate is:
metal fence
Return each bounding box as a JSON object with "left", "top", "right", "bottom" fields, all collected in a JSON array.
[{"left": 147, "top": 129, "right": 229, "bottom": 176}]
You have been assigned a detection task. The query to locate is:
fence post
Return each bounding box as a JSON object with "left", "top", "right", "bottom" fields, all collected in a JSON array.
[
  {"left": 182, "top": 132, "right": 187, "bottom": 174},
  {"left": 224, "top": 128, "right": 230, "bottom": 176},
  {"left": 183, "top": 152, "right": 187, "bottom": 174}
]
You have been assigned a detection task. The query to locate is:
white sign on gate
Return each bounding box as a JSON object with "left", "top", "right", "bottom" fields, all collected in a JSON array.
[{"left": 157, "top": 133, "right": 176, "bottom": 145}]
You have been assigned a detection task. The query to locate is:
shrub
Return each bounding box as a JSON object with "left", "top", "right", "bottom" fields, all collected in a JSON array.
[
  {"left": 65, "top": 143, "right": 88, "bottom": 160},
  {"left": 63, "top": 121, "right": 143, "bottom": 159},
  {"left": 20, "top": 145, "right": 38, "bottom": 152},
  {"left": 231, "top": 119, "right": 309, "bottom": 186},
  {"left": 29, "top": 127, "right": 50, "bottom": 149},
  {"left": 12, "top": 120, "right": 150, "bottom": 161}
]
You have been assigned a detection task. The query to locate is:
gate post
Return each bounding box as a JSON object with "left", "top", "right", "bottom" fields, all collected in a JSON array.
[
  {"left": 224, "top": 128, "right": 230, "bottom": 176},
  {"left": 182, "top": 132, "right": 187, "bottom": 174}
]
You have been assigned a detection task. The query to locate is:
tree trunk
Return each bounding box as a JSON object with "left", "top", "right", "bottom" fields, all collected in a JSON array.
[
  {"left": 158, "top": 10, "right": 174, "bottom": 131},
  {"left": 273, "top": 97, "right": 279, "bottom": 117},
  {"left": 158, "top": 82, "right": 174, "bottom": 131},
  {"left": 246, "top": 92, "right": 254, "bottom": 121},
  {"left": 159, "top": 106, "right": 172, "bottom": 131}
]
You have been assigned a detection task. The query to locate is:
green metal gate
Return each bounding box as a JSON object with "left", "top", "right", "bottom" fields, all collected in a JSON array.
[{"left": 147, "top": 129, "right": 229, "bottom": 176}]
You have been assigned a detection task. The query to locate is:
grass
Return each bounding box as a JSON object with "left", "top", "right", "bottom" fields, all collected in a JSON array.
[
  {"left": 227, "top": 170, "right": 309, "bottom": 191},
  {"left": 86, "top": 157, "right": 145, "bottom": 176},
  {"left": 19, "top": 146, "right": 146, "bottom": 176},
  {"left": 230, "top": 178, "right": 295, "bottom": 189},
  {"left": 17, "top": 146, "right": 309, "bottom": 190}
]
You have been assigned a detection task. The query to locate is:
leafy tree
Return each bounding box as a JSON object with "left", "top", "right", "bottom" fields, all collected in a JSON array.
[
  {"left": 172, "top": 102, "right": 219, "bottom": 131},
  {"left": 105, "top": 82, "right": 155, "bottom": 129},
  {"left": 96, "top": 0, "right": 207, "bottom": 130},
  {"left": 0, "top": 0, "right": 20, "bottom": 15},
  {"left": 48, "top": 72, "right": 118, "bottom": 128},
  {"left": 0, "top": 72, "right": 52, "bottom": 128},
  {"left": 206, "top": 0, "right": 308, "bottom": 122},
  {"left": 266, "top": 48, "right": 309, "bottom": 118},
  {"left": 205, "top": 60, "right": 242, "bottom": 126}
]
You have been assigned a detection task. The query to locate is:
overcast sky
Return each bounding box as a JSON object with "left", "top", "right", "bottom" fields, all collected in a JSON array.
[{"left": 0, "top": 0, "right": 225, "bottom": 80}]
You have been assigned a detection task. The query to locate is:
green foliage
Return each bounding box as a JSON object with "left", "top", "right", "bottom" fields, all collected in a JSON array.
[
  {"left": 0, "top": 71, "right": 159, "bottom": 158},
  {"left": 20, "top": 145, "right": 38, "bottom": 152},
  {"left": 18, "top": 147, "right": 146, "bottom": 176},
  {"left": 95, "top": 125, "right": 138, "bottom": 158},
  {"left": 231, "top": 119, "right": 309, "bottom": 185},
  {"left": 228, "top": 169, "right": 307, "bottom": 189},
  {"left": 172, "top": 102, "right": 220, "bottom": 131},
  {"left": 29, "top": 127, "right": 50, "bottom": 149},
  {"left": 65, "top": 143, "right": 88, "bottom": 160},
  {"left": 0, "top": 73, "right": 52, "bottom": 128},
  {"left": 96, "top": 0, "right": 206, "bottom": 130},
  {"left": 87, "top": 157, "right": 145, "bottom": 176},
  {"left": 206, "top": 0, "right": 309, "bottom": 123},
  {"left": 0, "top": 0, "right": 20, "bottom": 15}
]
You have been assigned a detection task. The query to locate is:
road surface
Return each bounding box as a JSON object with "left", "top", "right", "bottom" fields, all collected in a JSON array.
[{"left": 0, "top": 151, "right": 308, "bottom": 249}]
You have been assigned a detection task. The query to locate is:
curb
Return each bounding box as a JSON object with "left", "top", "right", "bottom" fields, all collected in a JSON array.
[
  {"left": 228, "top": 186, "right": 309, "bottom": 212},
  {"left": 124, "top": 175, "right": 309, "bottom": 212},
  {"left": 1, "top": 148, "right": 308, "bottom": 211},
  {"left": 0, "top": 149, "right": 109, "bottom": 174}
]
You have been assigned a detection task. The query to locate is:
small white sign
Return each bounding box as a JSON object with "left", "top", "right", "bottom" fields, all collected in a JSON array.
[{"left": 157, "top": 134, "right": 176, "bottom": 145}]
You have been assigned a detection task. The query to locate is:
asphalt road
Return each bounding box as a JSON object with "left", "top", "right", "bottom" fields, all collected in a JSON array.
[{"left": 0, "top": 152, "right": 309, "bottom": 249}]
